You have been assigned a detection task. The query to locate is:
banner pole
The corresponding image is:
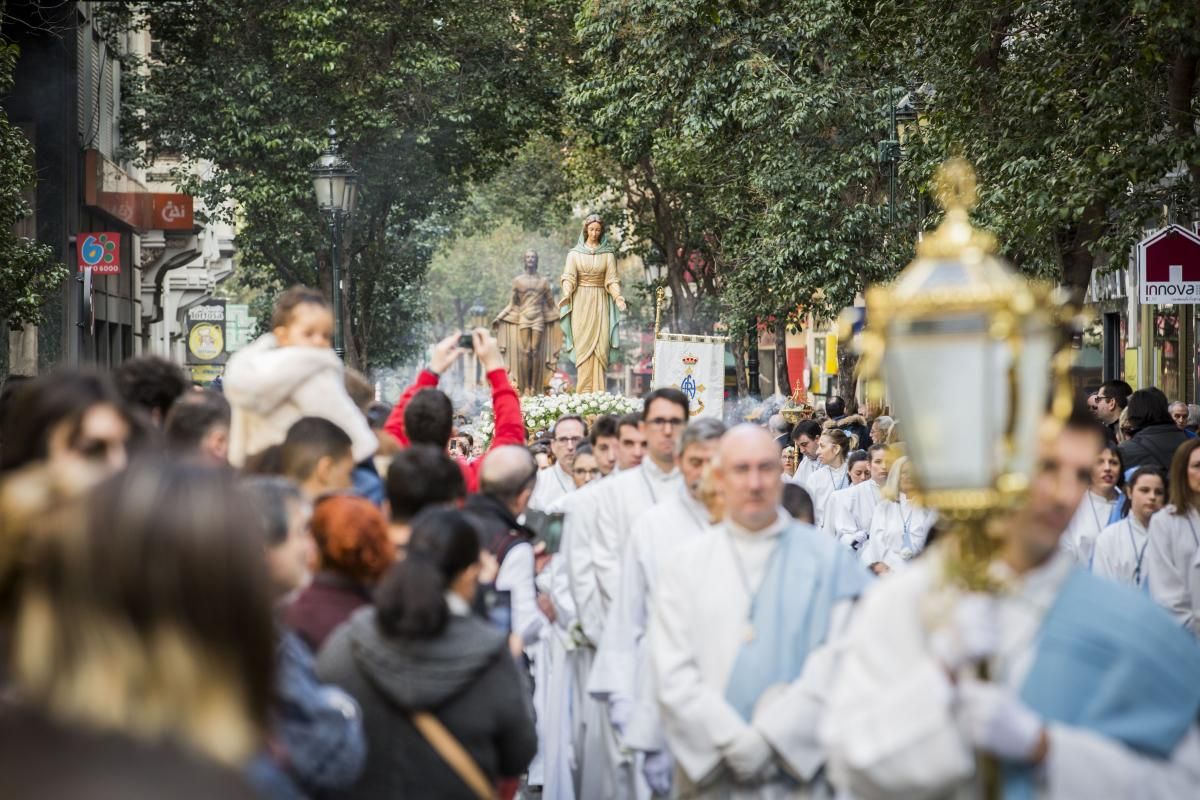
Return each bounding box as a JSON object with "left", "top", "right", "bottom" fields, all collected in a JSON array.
[{"left": 651, "top": 286, "right": 667, "bottom": 380}]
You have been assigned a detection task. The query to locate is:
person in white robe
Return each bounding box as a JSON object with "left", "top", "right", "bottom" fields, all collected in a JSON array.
[
  {"left": 805, "top": 429, "right": 852, "bottom": 529},
  {"left": 785, "top": 420, "right": 822, "bottom": 487},
  {"left": 589, "top": 419, "right": 725, "bottom": 798},
  {"left": 1092, "top": 466, "right": 1165, "bottom": 591},
  {"left": 1148, "top": 438, "right": 1200, "bottom": 635},
  {"left": 822, "top": 413, "right": 1200, "bottom": 800},
  {"left": 651, "top": 425, "right": 873, "bottom": 799},
  {"left": 858, "top": 457, "right": 938, "bottom": 571},
  {"left": 825, "top": 444, "right": 890, "bottom": 548},
  {"left": 529, "top": 414, "right": 587, "bottom": 511},
  {"left": 559, "top": 416, "right": 647, "bottom": 798},
  {"left": 583, "top": 389, "right": 688, "bottom": 798},
  {"left": 534, "top": 444, "right": 607, "bottom": 800},
  {"left": 1060, "top": 442, "right": 1123, "bottom": 566}
]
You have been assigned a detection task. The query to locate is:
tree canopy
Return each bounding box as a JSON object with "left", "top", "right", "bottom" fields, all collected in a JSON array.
[{"left": 88, "top": 0, "right": 1200, "bottom": 376}]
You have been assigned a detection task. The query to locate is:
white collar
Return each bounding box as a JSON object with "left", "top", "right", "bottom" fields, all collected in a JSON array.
[
  {"left": 642, "top": 457, "right": 678, "bottom": 482},
  {"left": 724, "top": 509, "right": 789, "bottom": 541},
  {"left": 989, "top": 547, "right": 1074, "bottom": 605},
  {"left": 445, "top": 590, "right": 471, "bottom": 616}
]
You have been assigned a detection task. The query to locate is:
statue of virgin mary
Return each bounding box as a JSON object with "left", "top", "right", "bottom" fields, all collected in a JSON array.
[{"left": 559, "top": 214, "right": 626, "bottom": 394}]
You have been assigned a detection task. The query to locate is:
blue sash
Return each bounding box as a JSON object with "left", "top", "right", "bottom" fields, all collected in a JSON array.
[
  {"left": 724, "top": 522, "right": 873, "bottom": 721},
  {"left": 1003, "top": 569, "right": 1200, "bottom": 799}
]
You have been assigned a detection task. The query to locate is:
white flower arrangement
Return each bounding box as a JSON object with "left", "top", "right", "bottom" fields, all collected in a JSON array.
[{"left": 474, "top": 392, "right": 644, "bottom": 447}]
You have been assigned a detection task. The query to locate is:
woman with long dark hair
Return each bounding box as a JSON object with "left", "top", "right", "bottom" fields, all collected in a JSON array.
[
  {"left": 4, "top": 462, "right": 275, "bottom": 780},
  {"left": 316, "top": 508, "right": 536, "bottom": 799},
  {"left": 1118, "top": 387, "right": 1190, "bottom": 472},
  {"left": 1146, "top": 437, "right": 1200, "bottom": 634}
]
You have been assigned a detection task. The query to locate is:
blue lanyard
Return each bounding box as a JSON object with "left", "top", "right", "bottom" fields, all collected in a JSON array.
[
  {"left": 834, "top": 468, "right": 848, "bottom": 490},
  {"left": 1126, "top": 520, "right": 1150, "bottom": 592},
  {"left": 900, "top": 503, "right": 915, "bottom": 553}
]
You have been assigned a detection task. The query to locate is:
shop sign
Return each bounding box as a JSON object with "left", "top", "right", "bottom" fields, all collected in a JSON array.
[
  {"left": 1139, "top": 225, "right": 1200, "bottom": 304},
  {"left": 1086, "top": 267, "right": 1127, "bottom": 303},
  {"left": 185, "top": 300, "right": 227, "bottom": 365},
  {"left": 77, "top": 232, "right": 121, "bottom": 274}
]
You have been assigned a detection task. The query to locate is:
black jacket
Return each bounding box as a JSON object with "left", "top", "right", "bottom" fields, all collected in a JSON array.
[
  {"left": 463, "top": 493, "right": 534, "bottom": 564},
  {"left": 831, "top": 414, "right": 872, "bottom": 451},
  {"left": 1118, "top": 423, "right": 1191, "bottom": 473},
  {"left": 316, "top": 608, "right": 537, "bottom": 800}
]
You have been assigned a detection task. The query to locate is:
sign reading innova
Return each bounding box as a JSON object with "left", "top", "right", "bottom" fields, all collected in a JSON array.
[{"left": 1138, "top": 224, "right": 1200, "bottom": 304}]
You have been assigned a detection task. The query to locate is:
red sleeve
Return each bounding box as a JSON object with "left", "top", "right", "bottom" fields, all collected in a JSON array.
[
  {"left": 383, "top": 369, "right": 440, "bottom": 448},
  {"left": 486, "top": 368, "right": 526, "bottom": 449},
  {"left": 462, "top": 458, "right": 479, "bottom": 494}
]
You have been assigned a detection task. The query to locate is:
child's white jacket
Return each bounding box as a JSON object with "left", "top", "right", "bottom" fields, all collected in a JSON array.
[{"left": 223, "top": 333, "right": 377, "bottom": 467}]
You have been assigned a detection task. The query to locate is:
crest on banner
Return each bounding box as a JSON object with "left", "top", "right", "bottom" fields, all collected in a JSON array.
[{"left": 653, "top": 333, "right": 726, "bottom": 419}]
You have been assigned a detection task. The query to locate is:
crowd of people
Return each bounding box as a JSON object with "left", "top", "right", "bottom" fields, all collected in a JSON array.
[{"left": 0, "top": 284, "right": 1199, "bottom": 799}]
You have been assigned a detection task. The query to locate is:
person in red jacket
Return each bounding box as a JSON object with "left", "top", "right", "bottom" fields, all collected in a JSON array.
[{"left": 384, "top": 329, "right": 525, "bottom": 494}]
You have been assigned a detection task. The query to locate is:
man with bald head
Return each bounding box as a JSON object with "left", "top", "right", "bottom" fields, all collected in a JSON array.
[
  {"left": 650, "top": 424, "right": 872, "bottom": 798},
  {"left": 466, "top": 444, "right": 542, "bottom": 646}
]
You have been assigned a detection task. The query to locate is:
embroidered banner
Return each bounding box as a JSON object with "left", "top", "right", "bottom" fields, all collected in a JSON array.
[{"left": 653, "top": 334, "right": 726, "bottom": 419}]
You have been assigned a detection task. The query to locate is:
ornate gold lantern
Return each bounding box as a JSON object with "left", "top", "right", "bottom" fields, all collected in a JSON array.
[{"left": 853, "top": 158, "right": 1073, "bottom": 589}]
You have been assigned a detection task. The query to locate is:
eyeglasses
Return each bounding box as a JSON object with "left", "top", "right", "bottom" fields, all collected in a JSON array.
[
  {"left": 645, "top": 417, "right": 686, "bottom": 430},
  {"left": 554, "top": 436, "right": 584, "bottom": 446}
]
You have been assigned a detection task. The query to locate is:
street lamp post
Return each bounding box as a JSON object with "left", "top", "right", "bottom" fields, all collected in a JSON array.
[{"left": 310, "top": 125, "right": 358, "bottom": 360}]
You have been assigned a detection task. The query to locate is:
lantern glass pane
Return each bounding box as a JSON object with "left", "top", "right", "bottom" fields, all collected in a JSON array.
[
  {"left": 884, "top": 312, "right": 1008, "bottom": 492},
  {"left": 327, "top": 175, "right": 348, "bottom": 213},
  {"left": 312, "top": 175, "right": 332, "bottom": 210},
  {"left": 1008, "top": 315, "right": 1056, "bottom": 477}
]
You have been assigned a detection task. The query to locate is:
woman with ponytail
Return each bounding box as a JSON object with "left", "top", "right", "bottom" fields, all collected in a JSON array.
[
  {"left": 804, "top": 428, "right": 852, "bottom": 528},
  {"left": 316, "top": 508, "right": 536, "bottom": 799}
]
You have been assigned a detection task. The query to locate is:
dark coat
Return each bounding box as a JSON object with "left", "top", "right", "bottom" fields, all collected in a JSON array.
[
  {"left": 286, "top": 571, "right": 374, "bottom": 652},
  {"left": 315, "top": 607, "right": 537, "bottom": 800},
  {"left": 0, "top": 703, "right": 259, "bottom": 800},
  {"left": 831, "top": 414, "right": 872, "bottom": 451},
  {"left": 463, "top": 493, "right": 534, "bottom": 563},
  {"left": 1119, "top": 423, "right": 1191, "bottom": 473}
]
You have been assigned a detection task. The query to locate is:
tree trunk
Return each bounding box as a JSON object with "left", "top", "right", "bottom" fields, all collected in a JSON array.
[{"left": 774, "top": 314, "right": 790, "bottom": 397}]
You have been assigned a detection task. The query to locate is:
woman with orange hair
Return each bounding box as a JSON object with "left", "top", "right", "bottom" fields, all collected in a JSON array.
[{"left": 286, "top": 494, "right": 394, "bottom": 651}]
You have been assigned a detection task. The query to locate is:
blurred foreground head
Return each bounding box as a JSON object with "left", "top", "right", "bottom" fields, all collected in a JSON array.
[
  {"left": 0, "top": 370, "right": 133, "bottom": 477},
  {"left": 5, "top": 461, "right": 275, "bottom": 766}
]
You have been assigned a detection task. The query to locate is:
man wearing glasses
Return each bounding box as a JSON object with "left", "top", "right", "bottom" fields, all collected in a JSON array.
[
  {"left": 1094, "top": 380, "right": 1132, "bottom": 443},
  {"left": 528, "top": 414, "right": 588, "bottom": 511},
  {"left": 576, "top": 387, "right": 689, "bottom": 798}
]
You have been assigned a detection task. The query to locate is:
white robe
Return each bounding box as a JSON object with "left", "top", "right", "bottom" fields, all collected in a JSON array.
[
  {"left": 821, "top": 546, "right": 1200, "bottom": 799},
  {"left": 592, "top": 459, "right": 683, "bottom": 617},
  {"left": 529, "top": 462, "right": 576, "bottom": 512},
  {"left": 1147, "top": 505, "right": 1200, "bottom": 635},
  {"left": 557, "top": 480, "right": 610, "bottom": 798},
  {"left": 824, "top": 480, "right": 883, "bottom": 547},
  {"left": 589, "top": 484, "right": 714, "bottom": 756},
  {"left": 858, "top": 495, "right": 937, "bottom": 571},
  {"left": 1091, "top": 516, "right": 1151, "bottom": 590},
  {"left": 805, "top": 464, "right": 849, "bottom": 529},
  {"left": 539, "top": 554, "right": 578, "bottom": 800},
  {"left": 651, "top": 514, "right": 853, "bottom": 799},
  {"left": 1062, "top": 490, "right": 1120, "bottom": 566}
]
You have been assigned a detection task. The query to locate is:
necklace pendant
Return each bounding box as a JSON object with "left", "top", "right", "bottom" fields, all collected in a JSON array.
[{"left": 743, "top": 622, "right": 756, "bottom": 643}]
